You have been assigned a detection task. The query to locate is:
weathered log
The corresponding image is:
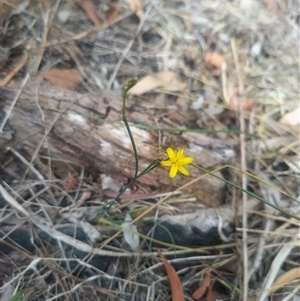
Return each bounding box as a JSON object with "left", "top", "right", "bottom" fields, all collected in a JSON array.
[
  {"left": 0, "top": 78, "right": 246, "bottom": 252},
  {"left": 1, "top": 80, "right": 236, "bottom": 207},
  {"left": 1, "top": 90, "right": 243, "bottom": 258}
]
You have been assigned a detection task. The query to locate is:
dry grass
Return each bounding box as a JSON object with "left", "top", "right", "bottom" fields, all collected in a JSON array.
[{"left": 0, "top": 0, "right": 299, "bottom": 300}]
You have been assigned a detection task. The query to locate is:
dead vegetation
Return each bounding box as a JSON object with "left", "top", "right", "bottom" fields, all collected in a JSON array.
[{"left": 0, "top": 0, "right": 299, "bottom": 301}]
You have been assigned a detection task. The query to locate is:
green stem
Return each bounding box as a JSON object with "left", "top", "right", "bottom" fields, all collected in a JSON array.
[{"left": 192, "top": 164, "right": 300, "bottom": 221}]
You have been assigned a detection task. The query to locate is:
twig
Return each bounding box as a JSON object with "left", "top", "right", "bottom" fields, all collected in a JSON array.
[
  {"left": 22, "top": 112, "right": 61, "bottom": 180},
  {"left": 258, "top": 234, "right": 299, "bottom": 301},
  {"left": 22, "top": 94, "right": 80, "bottom": 180},
  {"left": 231, "top": 38, "right": 248, "bottom": 301},
  {"left": 106, "top": 0, "right": 155, "bottom": 89},
  {"left": 0, "top": 73, "right": 29, "bottom": 132},
  {"left": 30, "top": 0, "right": 62, "bottom": 72},
  {"left": 0, "top": 53, "right": 29, "bottom": 87},
  {"left": 247, "top": 173, "right": 278, "bottom": 280},
  {"left": 43, "top": 11, "right": 133, "bottom": 48},
  {"left": 7, "top": 147, "right": 45, "bottom": 180},
  {"left": 0, "top": 184, "right": 30, "bottom": 217},
  {"left": 281, "top": 282, "right": 300, "bottom": 301}
]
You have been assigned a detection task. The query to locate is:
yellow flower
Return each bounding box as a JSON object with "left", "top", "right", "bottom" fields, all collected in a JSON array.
[{"left": 160, "top": 147, "right": 194, "bottom": 178}]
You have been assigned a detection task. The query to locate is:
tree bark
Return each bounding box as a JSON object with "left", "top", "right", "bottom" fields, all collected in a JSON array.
[{"left": 1, "top": 80, "right": 236, "bottom": 207}]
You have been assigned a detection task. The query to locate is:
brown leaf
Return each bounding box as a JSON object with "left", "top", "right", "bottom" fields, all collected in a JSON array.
[
  {"left": 242, "top": 100, "right": 255, "bottom": 110},
  {"left": 76, "top": 0, "right": 102, "bottom": 27},
  {"left": 205, "top": 53, "right": 224, "bottom": 76},
  {"left": 268, "top": 267, "right": 300, "bottom": 295},
  {"left": 38, "top": 68, "right": 82, "bottom": 89},
  {"left": 128, "top": 71, "right": 188, "bottom": 95},
  {"left": 168, "top": 111, "right": 181, "bottom": 121},
  {"left": 206, "top": 284, "right": 214, "bottom": 301},
  {"left": 191, "top": 273, "right": 211, "bottom": 300},
  {"left": 124, "top": 0, "right": 144, "bottom": 19},
  {"left": 230, "top": 94, "right": 254, "bottom": 111},
  {"left": 105, "top": 7, "right": 119, "bottom": 23},
  {"left": 63, "top": 173, "right": 79, "bottom": 192},
  {"left": 158, "top": 249, "right": 184, "bottom": 301}
]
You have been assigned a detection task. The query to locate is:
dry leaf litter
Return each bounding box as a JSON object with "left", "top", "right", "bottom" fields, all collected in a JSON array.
[{"left": 0, "top": 0, "right": 299, "bottom": 301}]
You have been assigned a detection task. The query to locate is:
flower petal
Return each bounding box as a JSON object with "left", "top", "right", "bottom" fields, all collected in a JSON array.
[
  {"left": 169, "top": 164, "right": 178, "bottom": 178},
  {"left": 176, "top": 148, "right": 184, "bottom": 159},
  {"left": 178, "top": 165, "right": 190, "bottom": 176},
  {"left": 160, "top": 160, "right": 173, "bottom": 166},
  {"left": 166, "top": 147, "right": 176, "bottom": 161},
  {"left": 178, "top": 156, "right": 194, "bottom": 165}
]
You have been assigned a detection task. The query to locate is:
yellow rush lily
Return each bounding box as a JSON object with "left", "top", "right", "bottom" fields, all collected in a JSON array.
[{"left": 160, "top": 147, "right": 194, "bottom": 178}]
